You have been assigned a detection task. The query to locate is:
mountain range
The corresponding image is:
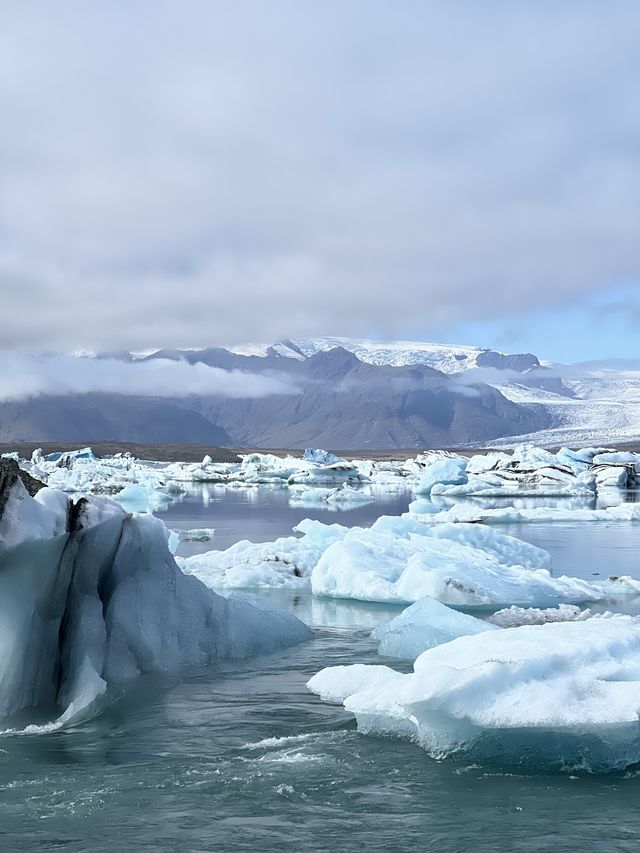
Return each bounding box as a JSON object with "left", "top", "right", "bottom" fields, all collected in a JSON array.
[{"left": 1, "top": 338, "right": 638, "bottom": 449}]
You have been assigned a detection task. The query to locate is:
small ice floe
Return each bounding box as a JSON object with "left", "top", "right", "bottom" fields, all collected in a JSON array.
[{"left": 177, "top": 528, "right": 215, "bottom": 542}]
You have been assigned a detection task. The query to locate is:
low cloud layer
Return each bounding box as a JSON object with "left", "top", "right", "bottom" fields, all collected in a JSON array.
[
  {"left": 1, "top": 2, "right": 639, "bottom": 350},
  {"left": 0, "top": 353, "right": 299, "bottom": 402}
]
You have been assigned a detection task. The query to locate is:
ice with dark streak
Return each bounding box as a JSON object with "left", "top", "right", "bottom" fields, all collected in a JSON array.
[{"left": 0, "top": 476, "right": 310, "bottom": 730}]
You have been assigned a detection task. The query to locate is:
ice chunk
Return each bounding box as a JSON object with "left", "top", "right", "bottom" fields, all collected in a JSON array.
[
  {"left": 114, "top": 483, "right": 175, "bottom": 513},
  {"left": 487, "top": 604, "right": 596, "bottom": 628},
  {"left": 179, "top": 518, "right": 350, "bottom": 589},
  {"left": 487, "top": 604, "right": 595, "bottom": 627},
  {"left": 408, "top": 501, "right": 640, "bottom": 525},
  {"left": 326, "top": 486, "right": 375, "bottom": 506},
  {"left": 0, "top": 477, "right": 69, "bottom": 549},
  {"left": 309, "top": 616, "right": 640, "bottom": 772},
  {"left": 303, "top": 448, "right": 344, "bottom": 465},
  {"left": 373, "top": 598, "right": 497, "bottom": 660},
  {"left": 177, "top": 528, "right": 215, "bottom": 542},
  {"left": 307, "top": 664, "right": 405, "bottom": 704},
  {"left": 414, "top": 458, "right": 468, "bottom": 496},
  {"left": 288, "top": 485, "right": 374, "bottom": 509}
]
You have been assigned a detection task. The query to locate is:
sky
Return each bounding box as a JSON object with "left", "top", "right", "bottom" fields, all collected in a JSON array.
[{"left": 1, "top": 0, "right": 639, "bottom": 362}]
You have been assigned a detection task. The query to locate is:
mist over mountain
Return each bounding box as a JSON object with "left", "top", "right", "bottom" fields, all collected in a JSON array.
[
  {"left": 0, "top": 337, "right": 636, "bottom": 449},
  {"left": 0, "top": 340, "right": 551, "bottom": 449}
]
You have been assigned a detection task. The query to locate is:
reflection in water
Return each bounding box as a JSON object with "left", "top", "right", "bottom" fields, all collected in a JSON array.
[{"left": 158, "top": 484, "right": 414, "bottom": 555}]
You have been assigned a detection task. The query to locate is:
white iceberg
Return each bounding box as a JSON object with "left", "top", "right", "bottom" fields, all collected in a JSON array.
[
  {"left": 414, "top": 458, "right": 468, "bottom": 495},
  {"left": 311, "top": 516, "right": 602, "bottom": 608},
  {"left": 372, "top": 597, "right": 497, "bottom": 660},
  {"left": 308, "top": 616, "right": 640, "bottom": 772},
  {"left": 178, "top": 518, "right": 350, "bottom": 589}
]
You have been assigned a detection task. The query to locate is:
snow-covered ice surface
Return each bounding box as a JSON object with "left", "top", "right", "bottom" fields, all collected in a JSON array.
[
  {"left": 309, "top": 517, "right": 607, "bottom": 607},
  {"left": 491, "top": 370, "right": 640, "bottom": 448},
  {"left": 308, "top": 616, "right": 640, "bottom": 773},
  {"left": 179, "top": 518, "right": 350, "bottom": 590},
  {"left": 292, "top": 336, "right": 487, "bottom": 373}
]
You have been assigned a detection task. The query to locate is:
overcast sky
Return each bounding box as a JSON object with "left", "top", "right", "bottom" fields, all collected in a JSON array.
[{"left": 1, "top": 1, "right": 638, "bottom": 360}]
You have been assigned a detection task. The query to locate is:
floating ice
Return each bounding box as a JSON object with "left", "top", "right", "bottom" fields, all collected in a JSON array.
[
  {"left": 408, "top": 501, "right": 640, "bottom": 525},
  {"left": 0, "top": 479, "right": 310, "bottom": 729},
  {"left": 311, "top": 516, "right": 602, "bottom": 608},
  {"left": 288, "top": 484, "right": 374, "bottom": 510},
  {"left": 487, "top": 603, "right": 595, "bottom": 627},
  {"left": 373, "top": 597, "right": 497, "bottom": 660},
  {"left": 414, "top": 458, "right": 468, "bottom": 496},
  {"left": 177, "top": 527, "right": 216, "bottom": 542},
  {"left": 11, "top": 444, "right": 640, "bottom": 512},
  {"left": 178, "top": 518, "right": 350, "bottom": 589},
  {"left": 308, "top": 616, "right": 640, "bottom": 772}
]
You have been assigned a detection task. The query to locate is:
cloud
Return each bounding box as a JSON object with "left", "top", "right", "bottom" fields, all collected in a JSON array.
[
  {"left": 1, "top": 1, "right": 639, "bottom": 350},
  {"left": 0, "top": 353, "right": 299, "bottom": 402}
]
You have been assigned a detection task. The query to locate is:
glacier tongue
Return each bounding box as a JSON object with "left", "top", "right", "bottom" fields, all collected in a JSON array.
[{"left": 0, "top": 479, "right": 310, "bottom": 730}]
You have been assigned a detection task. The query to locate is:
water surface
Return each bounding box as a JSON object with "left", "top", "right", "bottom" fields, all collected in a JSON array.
[{"left": 3, "top": 487, "right": 640, "bottom": 851}]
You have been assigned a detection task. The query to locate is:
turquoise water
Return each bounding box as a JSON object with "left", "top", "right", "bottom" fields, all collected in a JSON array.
[{"left": 2, "top": 488, "right": 640, "bottom": 851}]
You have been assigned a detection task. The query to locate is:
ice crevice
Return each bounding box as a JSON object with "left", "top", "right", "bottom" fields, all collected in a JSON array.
[{"left": 0, "top": 475, "right": 310, "bottom": 731}]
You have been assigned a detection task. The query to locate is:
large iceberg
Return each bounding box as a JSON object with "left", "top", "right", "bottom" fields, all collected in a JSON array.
[
  {"left": 308, "top": 616, "right": 640, "bottom": 772},
  {"left": 416, "top": 453, "right": 598, "bottom": 499},
  {"left": 310, "top": 516, "right": 603, "bottom": 608},
  {"left": 0, "top": 471, "right": 310, "bottom": 730}
]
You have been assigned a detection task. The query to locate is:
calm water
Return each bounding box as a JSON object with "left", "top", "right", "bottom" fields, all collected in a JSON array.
[{"left": 3, "top": 487, "right": 640, "bottom": 851}]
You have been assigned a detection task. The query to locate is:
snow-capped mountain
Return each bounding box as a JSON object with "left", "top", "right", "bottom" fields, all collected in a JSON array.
[
  {"left": 290, "top": 337, "right": 488, "bottom": 373},
  {"left": 1, "top": 337, "right": 638, "bottom": 449},
  {"left": 225, "top": 336, "right": 542, "bottom": 374},
  {"left": 223, "top": 337, "right": 640, "bottom": 447}
]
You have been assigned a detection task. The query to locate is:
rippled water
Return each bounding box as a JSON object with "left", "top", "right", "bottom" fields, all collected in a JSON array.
[{"left": 3, "top": 487, "right": 640, "bottom": 851}]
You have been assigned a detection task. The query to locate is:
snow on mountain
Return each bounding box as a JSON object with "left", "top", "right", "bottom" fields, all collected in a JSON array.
[{"left": 290, "top": 336, "right": 489, "bottom": 373}]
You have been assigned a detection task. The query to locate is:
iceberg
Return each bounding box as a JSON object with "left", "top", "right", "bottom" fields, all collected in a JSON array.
[
  {"left": 288, "top": 484, "right": 374, "bottom": 510},
  {"left": 178, "top": 518, "right": 350, "bottom": 589},
  {"left": 408, "top": 501, "right": 640, "bottom": 525},
  {"left": 311, "top": 516, "right": 602, "bottom": 608},
  {"left": 373, "top": 597, "right": 497, "bottom": 660},
  {"left": 414, "top": 458, "right": 468, "bottom": 496},
  {"left": 0, "top": 475, "right": 310, "bottom": 730},
  {"left": 308, "top": 616, "right": 640, "bottom": 772}
]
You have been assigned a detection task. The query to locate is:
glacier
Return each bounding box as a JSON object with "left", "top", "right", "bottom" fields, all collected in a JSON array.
[{"left": 308, "top": 616, "right": 640, "bottom": 772}]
